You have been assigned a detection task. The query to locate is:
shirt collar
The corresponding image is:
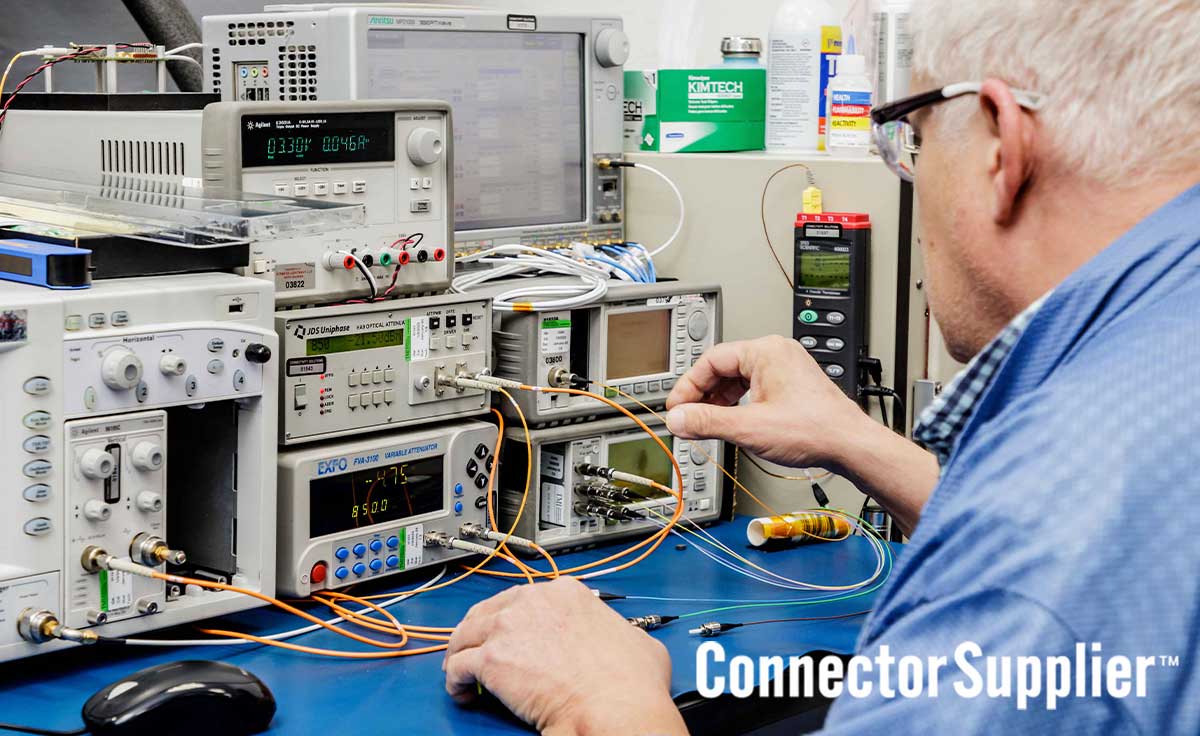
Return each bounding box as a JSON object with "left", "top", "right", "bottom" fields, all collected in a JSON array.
[{"left": 914, "top": 294, "right": 1049, "bottom": 465}]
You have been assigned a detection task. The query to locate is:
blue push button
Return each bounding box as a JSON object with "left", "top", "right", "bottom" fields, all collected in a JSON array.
[
  {"left": 386, "top": 555, "right": 400, "bottom": 568},
  {"left": 334, "top": 566, "right": 349, "bottom": 580},
  {"left": 369, "top": 538, "right": 383, "bottom": 553},
  {"left": 454, "top": 482, "right": 464, "bottom": 496},
  {"left": 386, "top": 535, "right": 399, "bottom": 549},
  {"left": 334, "top": 546, "right": 350, "bottom": 560},
  {"left": 454, "top": 501, "right": 463, "bottom": 514},
  {"left": 369, "top": 558, "right": 383, "bottom": 572},
  {"left": 352, "top": 562, "right": 366, "bottom": 576},
  {"left": 352, "top": 543, "right": 366, "bottom": 557}
]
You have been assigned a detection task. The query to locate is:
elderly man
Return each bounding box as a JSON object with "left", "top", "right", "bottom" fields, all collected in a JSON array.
[{"left": 443, "top": 0, "right": 1200, "bottom": 732}]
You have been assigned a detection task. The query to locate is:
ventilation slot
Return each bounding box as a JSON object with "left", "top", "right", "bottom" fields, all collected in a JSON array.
[
  {"left": 278, "top": 44, "right": 318, "bottom": 101},
  {"left": 100, "top": 140, "right": 186, "bottom": 176},
  {"left": 99, "top": 175, "right": 187, "bottom": 208},
  {"left": 210, "top": 47, "right": 222, "bottom": 93},
  {"left": 227, "top": 19, "right": 294, "bottom": 46}
]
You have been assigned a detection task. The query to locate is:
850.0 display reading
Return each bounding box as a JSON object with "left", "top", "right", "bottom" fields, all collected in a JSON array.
[{"left": 308, "top": 455, "right": 444, "bottom": 537}]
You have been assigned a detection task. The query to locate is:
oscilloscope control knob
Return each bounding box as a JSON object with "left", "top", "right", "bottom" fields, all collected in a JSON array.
[
  {"left": 79, "top": 448, "right": 116, "bottom": 479},
  {"left": 159, "top": 354, "right": 187, "bottom": 376},
  {"left": 686, "top": 311, "right": 710, "bottom": 341},
  {"left": 245, "top": 343, "right": 272, "bottom": 364},
  {"left": 131, "top": 442, "right": 164, "bottom": 472},
  {"left": 101, "top": 346, "right": 143, "bottom": 391},
  {"left": 136, "top": 491, "right": 163, "bottom": 512},
  {"left": 594, "top": 28, "right": 630, "bottom": 68},
  {"left": 407, "top": 127, "right": 444, "bottom": 167},
  {"left": 83, "top": 499, "right": 111, "bottom": 522}
]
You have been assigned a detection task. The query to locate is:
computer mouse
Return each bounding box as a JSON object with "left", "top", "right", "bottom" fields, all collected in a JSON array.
[{"left": 82, "top": 659, "right": 276, "bottom": 736}]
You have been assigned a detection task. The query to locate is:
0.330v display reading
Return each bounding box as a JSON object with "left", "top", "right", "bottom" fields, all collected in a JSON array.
[
  {"left": 241, "top": 111, "right": 396, "bottom": 167},
  {"left": 265, "top": 134, "right": 374, "bottom": 158}
]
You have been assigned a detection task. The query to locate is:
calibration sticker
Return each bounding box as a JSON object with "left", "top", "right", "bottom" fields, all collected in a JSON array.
[
  {"left": 99, "top": 568, "right": 133, "bottom": 612},
  {"left": 275, "top": 263, "right": 315, "bottom": 291},
  {"left": 405, "top": 316, "right": 430, "bottom": 361},
  {"left": 539, "top": 318, "right": 571, "bottom": 353}
]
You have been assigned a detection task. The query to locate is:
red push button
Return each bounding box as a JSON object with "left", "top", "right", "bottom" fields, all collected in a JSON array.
[{"left": 310, "top": 562, "right": 328, "bottom": 584}]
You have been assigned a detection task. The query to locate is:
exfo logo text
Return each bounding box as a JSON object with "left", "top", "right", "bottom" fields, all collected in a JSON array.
[{"left": 317, "top": 457, "right": 349, "bottom": 476}]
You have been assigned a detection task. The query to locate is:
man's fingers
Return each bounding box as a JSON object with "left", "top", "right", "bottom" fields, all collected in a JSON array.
[
  {"left": 665, "top": 341, "right": 756, "bottom": 408},
  {"left": 446, "top": 608, "right": 496, "bottom": 657},
  {"left": 665, "top": 402, "right": 758, "bottom": 443},
  {"left": 448, "top": 586, "right": 523, "bottom": 654},
  {"left": 444, "top": 647, "right": 487, "bottom": 704}
]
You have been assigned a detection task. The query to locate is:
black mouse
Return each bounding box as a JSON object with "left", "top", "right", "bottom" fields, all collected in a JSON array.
[{"left": 82, "top": 660, "right": 276, "bottom": 736}]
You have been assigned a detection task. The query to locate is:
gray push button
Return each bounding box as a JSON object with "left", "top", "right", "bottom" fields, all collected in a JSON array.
[
  {"left": 208, "top": 338, "right": 225, "bottom": 352},
  {"left": 799, "top": 336, "right": 818, "bottom": 349},
  {"left": 23, "top": 459, "right": 52, "bottom": 478},
  {"left": 207, "top": 359, "right": 224, "bottom": 374},
  {"left": 23, "top": 377, "right": 50, "bottom": 396},
  {"left": 826, "top": 337, "right": 845, "bottom": 351},
  {"left": 23, "top": 435, "right": 50, "bottom": 454},
  {"left": 826, "top": 311, "right": 846, "bottom": 325},
  {"left": 23, "top": 484, "right": 51, "bottom": 502},
  {"left": 23, "top": 517, "right": 52, "bottom": 536},
  {"left": 825, "top": 364, "right": 846, "bottom": 378},
  {"left": 22, "top": 411, "right": 51, "bottom": 430}
]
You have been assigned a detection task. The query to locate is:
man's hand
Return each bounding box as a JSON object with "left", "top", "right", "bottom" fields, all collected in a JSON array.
[
  {"left": 665, "top": 335, "right": 870, "bottom": 473},
  {"left": 665, "top": 335, "right": 941, "bottom": 534},
  {"left": 444, "top": 577, "right": 688, "bottom": 736}
]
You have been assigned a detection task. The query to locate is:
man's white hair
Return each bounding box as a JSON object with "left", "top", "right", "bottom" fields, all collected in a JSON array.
[{"left": 912, "top": 0, "right": 1200, "bottom": 186}]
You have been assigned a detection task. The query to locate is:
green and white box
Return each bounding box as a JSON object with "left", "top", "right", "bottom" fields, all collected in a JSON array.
[{"left": 624, "top": 68, "right": 766, "bottom": 153}]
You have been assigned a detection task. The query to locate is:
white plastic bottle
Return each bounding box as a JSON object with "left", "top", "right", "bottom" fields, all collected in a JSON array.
[
  {"left": 765, "top": 0, "right": 840, "bottom": 151},
  {"left": 826, "top": 48, "right": 873, "bottom": 155}
]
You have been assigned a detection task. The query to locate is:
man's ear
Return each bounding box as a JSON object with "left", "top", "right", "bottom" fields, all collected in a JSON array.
[{"left": 978, "top": 78, "right": 1037, "bottom": 225}]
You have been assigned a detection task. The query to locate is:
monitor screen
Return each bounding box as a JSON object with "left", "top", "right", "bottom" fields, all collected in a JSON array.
[
  {"left": 798, "top": 251, "right": 851, "bottom": 291},
  {"left": 607, "top": 434, "right": 674, "bottom": 496},
  {"left": 606, "top": 309, "right": 672, "bottom": 380},
  {"left": 367, "top": 29, "right": 586, "bottom": 232},
  {"left": 308, "top": 455, "right": 443, "bottom": 537}
]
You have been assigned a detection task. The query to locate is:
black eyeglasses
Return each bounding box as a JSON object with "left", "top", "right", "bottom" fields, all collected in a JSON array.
[{"left": 870, "top": 82, "right": 1046, "bottom": 181}]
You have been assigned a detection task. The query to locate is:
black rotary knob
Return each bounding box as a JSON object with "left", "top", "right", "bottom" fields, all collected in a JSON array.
[{"left": 245, "top": 343, "right": 273, "bottom": 364}]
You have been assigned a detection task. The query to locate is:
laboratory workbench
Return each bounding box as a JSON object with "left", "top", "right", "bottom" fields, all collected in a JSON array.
[{"left": 0, "top": 518, "right": 898, "bottom": 734}]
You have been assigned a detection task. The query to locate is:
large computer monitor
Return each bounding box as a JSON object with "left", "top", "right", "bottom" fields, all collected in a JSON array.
[{"left": 203, "top": 5, "right": 629, "bottom": 250}]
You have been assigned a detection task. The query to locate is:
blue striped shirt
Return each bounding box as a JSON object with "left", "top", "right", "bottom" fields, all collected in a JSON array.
[{"left": 913, "top": 294, "right": 1048, "bottom": 465}]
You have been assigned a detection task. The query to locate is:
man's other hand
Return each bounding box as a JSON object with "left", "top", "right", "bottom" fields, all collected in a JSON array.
[{"left": 444, "top": 577, "right": 688, "bottom": 735}]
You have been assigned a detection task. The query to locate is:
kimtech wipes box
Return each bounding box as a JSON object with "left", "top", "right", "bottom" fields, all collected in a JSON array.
[{"left": 624, "top": 68, "right": 766, "bottom": 153}]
